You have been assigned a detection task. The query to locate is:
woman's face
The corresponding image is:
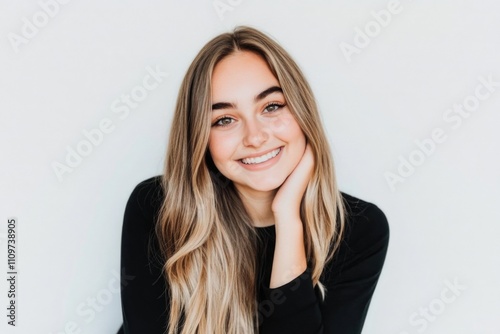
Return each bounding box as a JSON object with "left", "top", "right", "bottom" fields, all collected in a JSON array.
[{"left": 208, "top": 51, "right": 306, "bottom": 197}]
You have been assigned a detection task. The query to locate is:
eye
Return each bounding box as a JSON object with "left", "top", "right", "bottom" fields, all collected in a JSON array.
[
  {"left": 264, "top": 102, "right": 285, "bottom": 113},
  {"left": 212, "top": 115, "right": 234, "bottom": 127}
]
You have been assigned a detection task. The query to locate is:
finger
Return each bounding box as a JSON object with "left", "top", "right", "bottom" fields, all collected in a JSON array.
[{"left": 283, "top": 144, "right": 314, "bottom": 192}]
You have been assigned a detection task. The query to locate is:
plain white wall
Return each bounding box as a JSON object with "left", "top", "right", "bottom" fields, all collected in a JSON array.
[{"left": 1, "top": 1, "right": 499, "bottom": 333}]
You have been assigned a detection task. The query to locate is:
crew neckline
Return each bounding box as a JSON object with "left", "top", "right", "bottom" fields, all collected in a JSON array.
[{"left": 254, "top": 224, "right": 275, "bottom": 230}]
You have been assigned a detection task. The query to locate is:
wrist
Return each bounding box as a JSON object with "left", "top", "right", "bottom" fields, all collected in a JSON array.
[
  {"left": 273, "top": 210, "right": 301, "bottom": 223},
  {"left": 274, "top": 215, "right": 304, "bottom": 231}
]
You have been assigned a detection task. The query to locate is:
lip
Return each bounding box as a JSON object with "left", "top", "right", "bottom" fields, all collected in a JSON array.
[
  {"left": 240, "top": 147, "right": 282, "bottom": 159},
  {"left": 237, "top": 146, "right": 283, "bottom": 171}
]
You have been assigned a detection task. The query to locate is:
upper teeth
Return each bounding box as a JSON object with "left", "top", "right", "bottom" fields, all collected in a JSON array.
[{"left": 241, "top": 148, "right": 281, "bottom": 165}]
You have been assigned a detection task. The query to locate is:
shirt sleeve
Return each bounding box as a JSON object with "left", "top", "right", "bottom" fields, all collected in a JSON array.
[
  {"left": 258, "top": 203, "right": 390, "bottom": 334},
  {"left": 120, "top": 178, "right": 169, "bottom": 334},
  {"left": 319, "top": 203, "right": 390, "bottom": 334},
  {"left": 258, "top": 267, "right": 323, "bottom": 334}
]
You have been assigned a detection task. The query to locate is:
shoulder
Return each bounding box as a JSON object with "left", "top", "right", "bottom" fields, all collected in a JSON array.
[
  {"left": 320, "top": 191, "right": 390, "bottom": 283},
  {"left": 121, "top": 175, "right": 165, "bottom": 266},
  {"left": 338, "top": 191, "right": 390, "bottom": 254},
  {"left": 128, "top": 175, "right": 163, "bottom": 204},
  {"left": 125, "top": 175, "right": 164, "bottom": 218},
  {"left": 122, "top": 175, "right": 164, "bottom": 235}
]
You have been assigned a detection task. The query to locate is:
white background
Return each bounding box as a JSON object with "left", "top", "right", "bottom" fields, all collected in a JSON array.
[{"left": 1, "top": 1, "right": 499, "bottom": 333}]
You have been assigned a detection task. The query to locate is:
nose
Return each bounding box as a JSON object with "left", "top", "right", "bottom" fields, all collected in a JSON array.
[{"left": 242, "top": 118, "right": 269, "bottom": 148}]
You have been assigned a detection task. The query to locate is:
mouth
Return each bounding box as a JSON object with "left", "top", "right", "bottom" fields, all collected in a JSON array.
[{"left": 239, "top": 146, "right": 283, "bottom": 165}]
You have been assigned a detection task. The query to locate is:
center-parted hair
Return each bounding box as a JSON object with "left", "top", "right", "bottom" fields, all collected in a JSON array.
[{"left": 155, "top": 26, "right": 347, "bottom": 334}]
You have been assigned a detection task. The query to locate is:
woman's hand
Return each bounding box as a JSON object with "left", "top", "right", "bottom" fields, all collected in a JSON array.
[
  {"left": 271, "top": 142, "right": 315, "bottom": 222},
  {"left": 269, "top": 142, "right": 314, "bottom": 287}
]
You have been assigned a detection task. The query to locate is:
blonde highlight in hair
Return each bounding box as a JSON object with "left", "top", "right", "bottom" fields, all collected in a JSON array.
[{"left": 156, "top": 26, "right": 347, "bottom": 334}]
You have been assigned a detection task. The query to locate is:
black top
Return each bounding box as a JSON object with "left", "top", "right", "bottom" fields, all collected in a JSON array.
[{"left": 119, "top": 176, "right": 390, "bottom": 334}]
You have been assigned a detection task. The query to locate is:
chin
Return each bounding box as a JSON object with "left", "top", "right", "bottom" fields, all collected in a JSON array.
[{"left": 247, "top": 176, "right": 286, "bottom": 192}]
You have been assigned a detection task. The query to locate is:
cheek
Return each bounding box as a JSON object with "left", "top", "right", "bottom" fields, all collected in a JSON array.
[
  {"left": 269, "top": 113, "right": 296, "bottom": 133},
  {"left": 270, "top": 114, "right": 304, "bottom": 143},
  {"left": 208, "top": 132, "right": 235, "bottom": 164}
]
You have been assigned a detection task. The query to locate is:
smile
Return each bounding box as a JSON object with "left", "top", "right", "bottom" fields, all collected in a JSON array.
[{"left": 240, "top": 147, "right": 282, "bottom": 165}]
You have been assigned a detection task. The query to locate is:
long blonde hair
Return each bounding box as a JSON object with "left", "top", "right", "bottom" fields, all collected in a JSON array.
[{"left": 156, "top": 26, "right": 347, "bottom": 334}]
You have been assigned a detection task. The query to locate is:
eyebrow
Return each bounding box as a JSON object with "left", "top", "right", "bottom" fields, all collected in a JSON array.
[{"left": 211, "top": 86, "right": 283, "bottom": 111}]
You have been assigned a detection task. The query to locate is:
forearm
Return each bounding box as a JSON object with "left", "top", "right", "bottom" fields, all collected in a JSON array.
[
  {"left": 269, "top": 216, "right": 307, "bottom": 288},
  {"left": 261, "top": 217, "right": 322, "bottom": 333}
]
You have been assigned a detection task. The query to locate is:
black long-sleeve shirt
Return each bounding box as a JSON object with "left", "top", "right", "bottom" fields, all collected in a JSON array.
[{"left": 119, "top": 176, "right": 390, "bottom": 334}]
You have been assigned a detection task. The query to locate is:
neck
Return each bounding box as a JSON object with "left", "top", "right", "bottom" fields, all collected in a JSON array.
[{"left": 235, "top": 186, "right": 278, "bottom": 227}]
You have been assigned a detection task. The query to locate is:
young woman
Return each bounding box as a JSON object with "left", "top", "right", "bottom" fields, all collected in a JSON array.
[{"left": 119, "top": 26, "right": 390, "bottom": 334}]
